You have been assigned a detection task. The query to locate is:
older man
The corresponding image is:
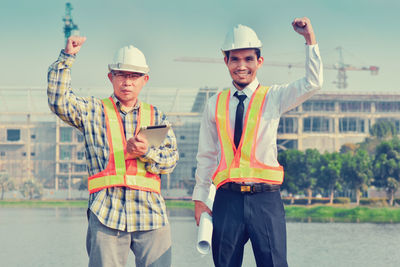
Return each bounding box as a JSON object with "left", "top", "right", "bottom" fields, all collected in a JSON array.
[
  {"left": 193, "top": 17, "right": 323, "bottom": 267},
  {"left": 48, "top": 36, "right": 178, "bottom": 267}
]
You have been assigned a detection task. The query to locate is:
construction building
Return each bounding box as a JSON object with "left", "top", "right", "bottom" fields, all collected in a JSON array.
[{"left": 1, "top": 87, "right": 400, "bottom": 193}]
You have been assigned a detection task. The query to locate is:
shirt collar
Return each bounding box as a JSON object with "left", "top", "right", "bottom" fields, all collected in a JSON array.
[
  {"left": 111, "top": 94, "right": 140, "bottom": 114},
  {"left": 231, "top": 78, "right": 259, "bottom": 99}
]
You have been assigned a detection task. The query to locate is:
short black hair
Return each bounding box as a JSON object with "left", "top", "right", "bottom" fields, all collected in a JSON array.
[{"left": 225, "top": 48, "right": 261, "bottom": 62}]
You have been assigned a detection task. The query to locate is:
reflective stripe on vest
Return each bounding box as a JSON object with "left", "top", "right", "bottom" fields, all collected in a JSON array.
[
  {"left": 88, "top": 97, "right": 161, "bottom": 194},
  {"left": 212, "top": 86, "right": 284, "bottom": 188}
]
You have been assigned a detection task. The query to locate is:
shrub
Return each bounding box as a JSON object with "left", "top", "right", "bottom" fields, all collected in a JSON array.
[
  {"left": 293, "top": 198, "right": 309, "bottom": 205},
  {"left": 282, "top": 197, "right": 293, "bottom": 205},
  {"left": 312, "top": 198, "right": 330, "bottom": 204},
  {"left": 283, "top": 197, "right": 331, "bottom": 205},
  {"left": 333, "top": 197, "right": 351, "bottom": 204},
  {"left": 359, "top": 198, "right": 388, "bottom": 207}
]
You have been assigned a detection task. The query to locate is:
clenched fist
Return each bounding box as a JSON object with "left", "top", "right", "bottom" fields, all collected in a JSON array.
[
  {"left": 65, "top": 36, "right": 87, "bottom": 55},
  {"left": 292, "top": 17, "right": 316, "bottom": 45}
]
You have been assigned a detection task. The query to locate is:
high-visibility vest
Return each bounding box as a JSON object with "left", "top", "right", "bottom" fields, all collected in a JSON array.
[
  {"left": 212, "top": 86, "right": 284, "bottom": 188},
  {"left": 88, "top": 97, "right": 161, "bottom": 194}
]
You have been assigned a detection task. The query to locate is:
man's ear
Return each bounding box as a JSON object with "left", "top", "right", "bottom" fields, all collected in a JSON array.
[
  {"left": 107, "top": 72, "right": 113, "bottom": 82},
  {"left": 224, "top": 56, "right": 229, "bottom": 65},
  {"left": 143, "top": 74, "right": 149, "bottom": 82},
  {"left": 257, "top": 56, "right": 264, "bottom": 68}
]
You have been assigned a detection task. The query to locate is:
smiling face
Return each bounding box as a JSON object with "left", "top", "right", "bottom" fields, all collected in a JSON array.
[
  {"left": 108, "top": 71, "right": 149, "bottom": 108},
  {"left": 224, "top": 48, "right": 264, "bottom": 90}
]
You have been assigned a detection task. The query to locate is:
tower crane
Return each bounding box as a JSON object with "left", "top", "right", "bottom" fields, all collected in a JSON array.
[
  {"left": 62, "top": 2, "right": 80, "bottom": 43},
  {"left": 331, "top": 46, "right": 378, "bottom": 89},
  {"left": 174, "top": 46, "right": 379, "bottom": 89}
]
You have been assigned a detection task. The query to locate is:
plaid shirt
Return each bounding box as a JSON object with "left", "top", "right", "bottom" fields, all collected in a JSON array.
[{"left": 47, "top": 50, "right": 178, "bottom": 232}]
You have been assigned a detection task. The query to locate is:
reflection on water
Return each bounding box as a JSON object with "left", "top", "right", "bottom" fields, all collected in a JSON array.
[{"left": 0, "top": 207, "right": 400, "bottom": 267}]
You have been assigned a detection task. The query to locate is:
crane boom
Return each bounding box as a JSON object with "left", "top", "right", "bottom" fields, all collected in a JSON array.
[{"left": 174, "top": 48, "right": 379, "bottom": 89}]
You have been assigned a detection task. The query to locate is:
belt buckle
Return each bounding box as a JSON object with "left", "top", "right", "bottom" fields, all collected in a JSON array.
[{"left": 240, "top": 185, "right": 251, "bottom": 193}]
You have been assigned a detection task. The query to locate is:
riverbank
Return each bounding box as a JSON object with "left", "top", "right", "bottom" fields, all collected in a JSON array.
[
  {"left": 285, "top": 205, "right": 400, "bottom": 223},
  {"left": 1, "top": 200, "right": 400, "bottom": 223}
]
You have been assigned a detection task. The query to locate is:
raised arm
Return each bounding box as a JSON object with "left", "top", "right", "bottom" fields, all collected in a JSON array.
[
  {"left": 292, "top": 17, "right": 316, "bottom": 45},
  {"left": 47, "top": 36, "right": 92, "bottom": 131},
  {"left": 274, "top": 17, "right": 323, "bottom": 114}
]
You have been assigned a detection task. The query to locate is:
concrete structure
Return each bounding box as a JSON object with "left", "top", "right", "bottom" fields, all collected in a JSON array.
[
  {"left": 278, "top": 91, "right": 400, "bottom": 152},
  {"left": 1, "top": 88, "right": 400, "bottom": 192}
]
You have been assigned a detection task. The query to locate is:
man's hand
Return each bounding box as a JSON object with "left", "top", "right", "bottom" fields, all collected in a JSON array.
[
  {"left": 65, "top": 36, "right": 87, "bottom": 55},
  {"left": 126, "top": 134, "right": 149, "bottom": 159},
  {"left": 194, "top": 200, "right": 212, "bottom": 226},
  {"left": 292, "top": 17, "right": 316, "bottom": 45}
]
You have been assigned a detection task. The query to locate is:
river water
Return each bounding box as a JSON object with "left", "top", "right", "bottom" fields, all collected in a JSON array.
[{"left": 0, "top": 207, "right": 399, "bottom": 267}]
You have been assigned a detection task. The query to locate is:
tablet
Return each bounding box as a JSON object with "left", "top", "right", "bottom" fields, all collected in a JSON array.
[{"left": 138, "top": 125, "right": 171, "bottom": 147}]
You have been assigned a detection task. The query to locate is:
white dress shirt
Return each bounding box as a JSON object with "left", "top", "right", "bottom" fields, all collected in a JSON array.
[{"left": 193, "top": 44, "right": 323, "bottom": 203}]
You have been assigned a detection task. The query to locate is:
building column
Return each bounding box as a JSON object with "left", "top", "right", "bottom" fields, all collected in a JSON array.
[{"left": 297, "top": 115, "right": 303, "bottom": 150}]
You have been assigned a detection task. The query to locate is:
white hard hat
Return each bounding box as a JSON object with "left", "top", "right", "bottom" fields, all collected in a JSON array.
[
  {"left": 108, "top": 45, "right": 149, "bottom": 74},
  {"left": 221, "top": 24, "right": 262, "bottom": 53}
]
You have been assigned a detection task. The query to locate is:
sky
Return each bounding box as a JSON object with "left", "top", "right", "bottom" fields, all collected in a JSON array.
[{"left": 0, "top": 0, "right": 399, "bottom": 93}]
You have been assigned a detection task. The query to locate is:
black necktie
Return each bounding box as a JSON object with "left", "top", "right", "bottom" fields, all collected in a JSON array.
[{"left": 234, "top": 91, "right": 247, "bottom": 148}]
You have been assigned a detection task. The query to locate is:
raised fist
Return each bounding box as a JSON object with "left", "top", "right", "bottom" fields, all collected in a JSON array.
[
  {"left": 65, "top": 36, "right": 87, "bottom": 55},
  {"left": 292, "top": 17, "right": 316, "bottom": 45}
]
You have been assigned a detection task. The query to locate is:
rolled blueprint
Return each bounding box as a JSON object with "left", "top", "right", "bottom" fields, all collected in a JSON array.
[{"left": 196, "top": 185, "right": 216, "bottom": 254}]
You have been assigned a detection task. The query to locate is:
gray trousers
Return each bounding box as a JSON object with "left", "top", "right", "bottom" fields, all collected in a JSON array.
[{"left": 86, "top": 211, "right": 171, "bottom": 267}]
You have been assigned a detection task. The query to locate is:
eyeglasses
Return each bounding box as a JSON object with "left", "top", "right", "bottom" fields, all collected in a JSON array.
[{"left": 112, "top": 72, "right": 144, "bottom": 79}]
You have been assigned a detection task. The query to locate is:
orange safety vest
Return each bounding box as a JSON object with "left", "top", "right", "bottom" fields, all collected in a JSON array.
[
  {"left": 212, "top": 86, "right": 284, "bottom": 188},
  {"left": 88, "top": 97, "right": 161, "bottom": 194}
]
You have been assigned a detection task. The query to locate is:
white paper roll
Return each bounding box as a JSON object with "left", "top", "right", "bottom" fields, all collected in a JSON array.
[
  {"left": 196, "top": 185, "right": 216, "bottom": 254},
  {"left": 197, "top": 212, "right": 213, "bottom": 254}
]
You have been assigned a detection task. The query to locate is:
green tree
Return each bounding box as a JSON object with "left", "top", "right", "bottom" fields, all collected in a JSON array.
[
  {"left": 373, "top": 140, "right": 400, "bottom": 206},
  {"left": 279, "top": 149, "right": 321, "bottom": 204},
  {"left": 299, "top": 149, "right": 321, "bottom": 205},
  {"left": 279, "top": 149, "right": 303, "bottom": 203},
  {"left": 0, "top": 171, "right": 15, "bottom": 200},
  {"left": 20, "top": 179, "right": 43, "bottom": 200},
  {"left": 341, "top": 149, "right": 373, "bottom": 205},
  {"left": 369, "top": 121, "right": 397, "bottom": 140},
  {"left": 317, "top": 152, "right": 343, "bottom": 204},
  {"left": 339, "top": 143, "right": 359, "bottom": 155},
  {"left": 359, "top": 121, "right": 398, "bottom": 156}
]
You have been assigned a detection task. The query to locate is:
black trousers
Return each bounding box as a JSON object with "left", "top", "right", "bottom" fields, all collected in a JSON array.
[{"left": 212, "top": 188, "right": 288, "bottom": 267}]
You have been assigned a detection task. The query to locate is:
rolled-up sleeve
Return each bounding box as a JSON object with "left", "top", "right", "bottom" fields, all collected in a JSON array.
[
  {"left": 192, "top": 96, "right": 219, "bottom": 203},
  {"left": 47, "top": 50, "right": 86, "bottom": 131},
  {"left": 278, "top": 44, "right": 323, "bottom": 114}
]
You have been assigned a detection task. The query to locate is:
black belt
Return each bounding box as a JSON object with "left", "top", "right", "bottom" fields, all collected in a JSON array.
[{"left": 220, "top": 182, "right": 280, "bottom": 193}]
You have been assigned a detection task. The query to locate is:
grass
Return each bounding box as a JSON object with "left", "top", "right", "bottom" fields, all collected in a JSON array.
[
  {"left": 284, "top": 205, "right": 400, "bottom": 223},
  {"left": 1, "top": 200, "right": 399, "bottom": 223}
]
